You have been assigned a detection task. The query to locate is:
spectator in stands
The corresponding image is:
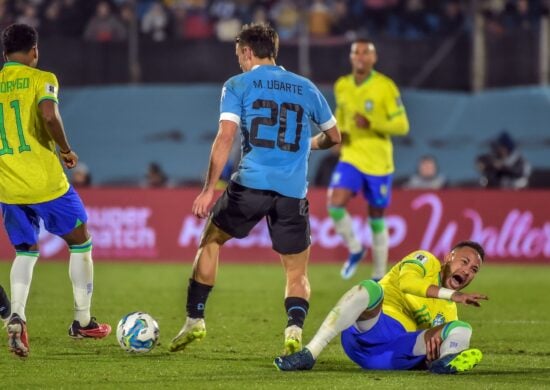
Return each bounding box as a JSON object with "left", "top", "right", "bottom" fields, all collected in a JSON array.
[
  {"left": 0, "top": 1, "right": 15, "bottom": 32},
  {"left": 144, "top": 162, "right": 170, "bottom": 188},
  {"left": 173, "top": 0, "right": 214, "bottom": 40},
  {"left": 398, "top": 0, "right": 434, "bottom": 39},
  {"left": 84, "top": 1, "right": 127, "bottom": 42},
  {"left": 141, "top": 1, "right": 170, "bottom": 42},
  {"left": 16, "top": 3, "right": 40, "bottom": 30},
  {"left": 403, "top": 155, "right": 447, "bottom": 190},
  {"left": 501, "top": 0, "right": 539, "bottom": 31},
  {"left": 59, "top": 0, "right": 86, "bottom": 37},
  {"left": 210, "top": 0, "right": 242, "bottom": 41},
  {"left": 41, "top": 0, "right": 64, "bottom": 37},
  {"left": 308, "top": 0, "right": 332, "bottom": 38},
  {"left": 270, "top": 0, "right": 300, "bottom": 41},
  {"left": 476, "top": 131, "right": 531, "bottom": 189},
  {"left": 70, "top": 162, "right": 92, "bottom": 188},
  {"left": 437, "top": 0, "right": 465, "bottom": 36}
]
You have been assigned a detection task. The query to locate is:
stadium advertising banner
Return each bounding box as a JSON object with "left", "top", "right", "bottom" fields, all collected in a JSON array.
[{"left": 0, "top": 189, "right": 548, "bottom": 263}]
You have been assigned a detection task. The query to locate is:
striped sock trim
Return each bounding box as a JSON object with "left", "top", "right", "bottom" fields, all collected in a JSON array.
[
  {"left": 69, "top": 238, "right": 93, "bottom": 253},
  {"left": 288, "top": 306, "right": 308, "bottom": 315},
  {"left": 442, "top": 320, "right": 472, "bottom": 340},
  {"left": 15, "top": 250, "right": 39, "bottom": 257}
]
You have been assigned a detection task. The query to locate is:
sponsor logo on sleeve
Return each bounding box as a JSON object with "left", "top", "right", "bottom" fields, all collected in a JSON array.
[{"left": 46, "top": 83, "right": 56, "bottom": 95}]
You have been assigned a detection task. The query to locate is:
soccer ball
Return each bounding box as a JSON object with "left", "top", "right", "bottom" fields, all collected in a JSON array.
[{"left": 116, "top": 312, "right": 160, "bottom": 353}]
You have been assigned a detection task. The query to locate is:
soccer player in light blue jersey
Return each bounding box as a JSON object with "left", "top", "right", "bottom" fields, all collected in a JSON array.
[{"left": 170, "top": 23, "right": 341, "bottom": 356}]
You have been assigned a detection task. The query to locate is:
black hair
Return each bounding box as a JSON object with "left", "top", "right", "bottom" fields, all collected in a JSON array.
[
  {"left": 2, "top": 24, "right": 38, "bottom": 55},
  {"left": 235, "top": 23, "right": 278, "bottom": 60},
  {"left": 352, "top": 37, "right": 375, "bottom": 47},
  {"left": 452, "top": 241, "right": 485, "bottom": 262}
]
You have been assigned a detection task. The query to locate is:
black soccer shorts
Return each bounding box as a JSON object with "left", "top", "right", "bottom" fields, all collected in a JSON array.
[{"left": 211, "top": 181, "right": 311, "bottom": 255}]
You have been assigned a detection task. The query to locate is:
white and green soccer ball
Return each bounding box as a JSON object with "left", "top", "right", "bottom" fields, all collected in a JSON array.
[{"left": 116, "top": 312, "right": 159, "bottom": 353}]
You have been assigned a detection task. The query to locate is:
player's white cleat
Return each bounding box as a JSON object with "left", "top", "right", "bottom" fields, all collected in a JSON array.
[
  {"left": 429, "top": 348, "right": 483, "bottom": 374},
  {"left": 283, "top": 325, "right": 302, "bottom": 355},
  {"left": 169, "top": 318, "right": 206, "bottom": 352}
]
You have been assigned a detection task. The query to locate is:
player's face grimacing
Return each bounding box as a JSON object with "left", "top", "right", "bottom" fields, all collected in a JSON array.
[
  {"left": 442, "top": 246, "right": 482, "bottom": 291},
  {"left": 350, "top": 42, "right": 377, "bottom": 75}
]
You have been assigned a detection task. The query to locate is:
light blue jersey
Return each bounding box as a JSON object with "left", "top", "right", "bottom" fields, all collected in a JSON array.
[{"left": 220, "top": 65, "right": 336, "bottom": 198}]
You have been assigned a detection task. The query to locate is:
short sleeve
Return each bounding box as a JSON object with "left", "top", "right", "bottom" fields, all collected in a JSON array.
[
  {"left": 219, "top": 79, "right": 241, "bottom": 124},
  {"left": 310, "top": 83, "right": 336, "bottom": 131},
  {"left": 36, "top": 71, "right": 59, "bottom": 105}
]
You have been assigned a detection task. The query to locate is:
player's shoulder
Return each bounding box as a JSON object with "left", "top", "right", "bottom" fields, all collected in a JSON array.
[
  {"left": 27, "top": 66, "right": 57, "bottom": 80},
  {"left": 372, "top": 70, "right": 399, "bottom": 88},
  {"left": 282, "top": 67, "right": 317, "bottom": 88},
  {"left": 223, "top": 72, "right": 245, "bottom": 88},
  {"left": 334, "top": 74, "right": 353, "bottom": 88},
  {"left": 400, "top": 250, "right": 441, "bottom": 271}
]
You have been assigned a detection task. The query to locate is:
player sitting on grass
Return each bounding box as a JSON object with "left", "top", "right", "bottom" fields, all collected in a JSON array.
[{"left": 274, "top": 241, "right": 488, "bottom": 374}]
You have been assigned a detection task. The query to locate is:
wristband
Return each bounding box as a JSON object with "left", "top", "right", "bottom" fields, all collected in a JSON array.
[
  {"left": 60, "top": 149, "right": 72, "bottom": 154},
  {"left": 437, "top": 288, "right": 456, "bottom": 300}
]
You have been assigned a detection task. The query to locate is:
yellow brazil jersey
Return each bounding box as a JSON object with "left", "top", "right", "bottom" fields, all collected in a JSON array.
[
  {"left": 334, "top": 70, "right": 409, "bottom": 175},
  {"left": 378, "top": 250, "right": 458, "bottom": 332},
  {"left": 0, "top": 62, "right": 69, "bottom": 204}
]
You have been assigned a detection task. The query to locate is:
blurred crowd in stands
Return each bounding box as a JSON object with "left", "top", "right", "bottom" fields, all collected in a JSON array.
[{"left": 0, "top": 0, "right": 548, "bottom": 44}]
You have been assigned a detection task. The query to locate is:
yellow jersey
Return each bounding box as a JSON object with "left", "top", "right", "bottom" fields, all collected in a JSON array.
[
  {"left": 379, "top": 250, "right": 458, "bottom": 331},
  {"left": 334, "top": 70, "right": 409, "bottom": 175},
  {"left": 0, "top": 62, "right": 69, "bottom": 204}
]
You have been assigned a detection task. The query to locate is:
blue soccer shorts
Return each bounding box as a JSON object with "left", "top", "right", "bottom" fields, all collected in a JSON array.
[
  {"left": 329, "top": 162, "right": 393, "bottom": 208},
  {"left": 0, "top": 186, "right": 88, "bottom": 246},
  {"left": 340, "top": 312, "right": 426, "bottom": 370}
]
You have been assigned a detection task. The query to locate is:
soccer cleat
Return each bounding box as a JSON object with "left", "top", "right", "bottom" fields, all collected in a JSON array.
[
  {"left": 274, "top": 348, "right": 316, "bottom": 371},
  {"left": 7, "top": 314, "right": 29, "bottom": 357},
  {"left": 340, "top": 247, "right": 366, "bottom": 280},
  {"left": 429, "top": 348, "right": 483, "bottom": 374},
  {"left": 69, "top": 317, "right": 112, "bottom": 339},
  {"left": 169, "top": 318, "right": 206, "bottom": 352},
  {"left": 284, "top": 325, "right": 302, "bottom": 355}
]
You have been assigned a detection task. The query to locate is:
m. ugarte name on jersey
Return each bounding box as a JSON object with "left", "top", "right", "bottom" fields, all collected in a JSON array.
[{"left": 253, "top": 79, "right": 303, "bottom": 95}]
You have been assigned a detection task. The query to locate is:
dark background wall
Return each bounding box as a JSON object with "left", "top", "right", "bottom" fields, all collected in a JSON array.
[{"left": 35, "top": 30, "right": 540, "bottom": 90}]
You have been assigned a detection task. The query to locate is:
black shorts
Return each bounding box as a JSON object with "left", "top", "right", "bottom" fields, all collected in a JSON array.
[{"left": 211, "top": 181, "right": 310, "bottom": 255}]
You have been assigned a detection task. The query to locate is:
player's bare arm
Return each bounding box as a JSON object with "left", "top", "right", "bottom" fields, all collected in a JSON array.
[
  {"left": 38, "top": 99, "right": 78, "bottom": 169},
  {"left": 192, "top": 120, "right": 237, "bottom": 218},
  {"left": 425, "top": 285, "right": 488, "bottom": 307},
  {"left": 311, "top": 126, "right": 341, "bottom": 150}
]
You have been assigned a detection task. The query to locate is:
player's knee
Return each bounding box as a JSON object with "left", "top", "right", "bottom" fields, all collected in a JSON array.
[
  {"left": 200, "top": 221, "right": 232, "bottom": 246},
  {"left": 442, "top": 320, "right": 472, "bottom": 340},
  {"left": 359, "top": 279, "right": 383, "bottom": 310},
  {"left": 328, "top": 206, "right": 346, "bottom": 221},
  {"left": 369, "top": 218, "right": 385, "bottom": 234}
]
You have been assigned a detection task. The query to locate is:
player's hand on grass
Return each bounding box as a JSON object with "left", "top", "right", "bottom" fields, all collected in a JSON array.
[
  {"left": 192, "top": 189, "right": 215, "bottom": 218},
  {"left": 425, "top": 334, "right": 442, "bottom": 362},
  {"left": 451, "top": 291, "right": 488, "bottom": 307},
  {"left": 60, "top": 150, "right": 78, "bottom": 169},
  {"left": 354, "top": 113, "right": 370, "bottom": 129}
]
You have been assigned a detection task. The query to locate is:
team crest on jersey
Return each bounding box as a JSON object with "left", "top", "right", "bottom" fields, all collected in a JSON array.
[
  {"left": 432, "top": 313, "right": 446, "bottom": 327},
  {"left": 364, "top": 99, "right": 374, "bottom": 112}
]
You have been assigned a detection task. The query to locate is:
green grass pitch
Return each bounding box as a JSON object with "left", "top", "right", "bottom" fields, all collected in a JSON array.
[{"left": 0, "top": 261, "right": 549, "bottom": 389}]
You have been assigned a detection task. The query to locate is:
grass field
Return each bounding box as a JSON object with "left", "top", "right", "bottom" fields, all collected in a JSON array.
[{"left": 0, "top": 261, "right": 549, "bottom": 389}]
